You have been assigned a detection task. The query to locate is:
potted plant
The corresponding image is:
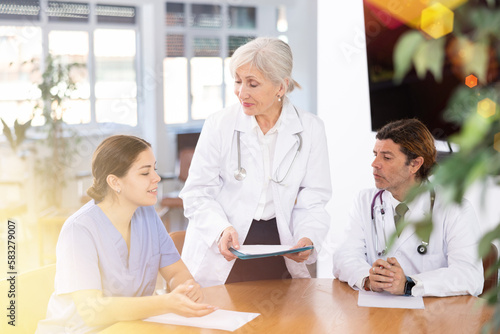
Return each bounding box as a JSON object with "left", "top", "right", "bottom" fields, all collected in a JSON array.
[
  {"left": 390, "top": 0, "right": 500, "bottom": 330},
  {"left": 33, "top": 54, "right": 85, "bottom": 209}
]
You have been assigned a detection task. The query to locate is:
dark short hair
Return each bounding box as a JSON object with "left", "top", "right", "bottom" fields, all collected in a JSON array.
[
  {"left": 87, "top": 135, "right": 151, "bottom": 202},
  {"left": 376, "top": 119, "right": 437, "bottom": 180}
]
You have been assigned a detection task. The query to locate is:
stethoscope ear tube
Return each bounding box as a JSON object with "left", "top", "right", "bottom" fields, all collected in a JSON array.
[
  {"left": 234, "top": 130, "right": 247, "bottom": 181},
  {"left": 233, "top": 105, "right": 302, "bottom": 183}
]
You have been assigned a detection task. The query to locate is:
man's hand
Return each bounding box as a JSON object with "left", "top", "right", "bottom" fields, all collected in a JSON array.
[
  {"left": 367, "top": 257, "right": 406, "bottom": 295},
  {"left": 367, "top": 258, "right": 395, "bottom": 292},
  {"left": 382, "top": 257, "right": 406, "bottom": 295}
]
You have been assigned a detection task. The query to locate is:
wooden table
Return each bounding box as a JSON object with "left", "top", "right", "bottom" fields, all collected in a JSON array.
[{"left": 99, "top": 278, "right": 494, "bottom": 333}]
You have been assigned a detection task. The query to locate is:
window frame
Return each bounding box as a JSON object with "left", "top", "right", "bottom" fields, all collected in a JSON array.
[
  {"left": 164, "top": 1, "right": 278, "bottom": 131},
  {"left": 0, "top": 0, "right": 141, "bottom": 134}
]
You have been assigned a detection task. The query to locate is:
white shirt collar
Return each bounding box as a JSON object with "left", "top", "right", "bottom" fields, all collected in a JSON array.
[{"left": 251, "top": 111, "right": 283, "bottom": 135}]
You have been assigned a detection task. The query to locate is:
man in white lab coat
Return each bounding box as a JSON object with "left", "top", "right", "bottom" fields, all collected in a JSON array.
[{"left": 333, "top": 119, "right": 483, "bottom": 297}]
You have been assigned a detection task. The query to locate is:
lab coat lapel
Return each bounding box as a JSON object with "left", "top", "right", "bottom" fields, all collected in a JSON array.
[
  {"left": 235, "top": 108, "right": 261, "bottom": 169},
  {"left": 274, "top": 100, "right": 303, "bottom": 172}
]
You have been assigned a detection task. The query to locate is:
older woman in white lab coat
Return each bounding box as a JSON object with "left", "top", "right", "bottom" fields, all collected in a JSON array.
[{"left": 179, "top": 37, "right": 332, "bottom": 287}]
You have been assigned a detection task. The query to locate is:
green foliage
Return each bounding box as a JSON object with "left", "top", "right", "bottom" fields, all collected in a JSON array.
[
  {"left": 34, "top": 54, "right": 85, "bottom": 208},
  {"left": 393, "top": 31, "right": 425, "bottom": 84},
  {"left": 413, "top": 37, "right": 445, "bottom": 81},
  {"left": 393, "top": 31, "right": 446, "bottom": 83},
  {"left": 393, "top": 2, "right": 500, "bottom": 85},
  {"left": 391, "top": 2, "right": 500, "bottom": 328},
  {"left": 412, "top": 113, "right": 500, "bottom": 318},
  {"left": 444, "top": 85, "right": 499, "bottom": 124},
  {"left": 1, "top": 119, "right": 32, "bottom": 152},
  {"left": 457, "top": 5, "right": 500, "bottom": 41}
]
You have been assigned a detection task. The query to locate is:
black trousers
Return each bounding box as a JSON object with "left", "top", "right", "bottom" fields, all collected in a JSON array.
[{"left": 225, "top": 218, "right": 292, "bottom": 284}]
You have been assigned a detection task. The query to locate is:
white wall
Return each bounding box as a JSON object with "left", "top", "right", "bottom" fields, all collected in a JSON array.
[
  {"left": 287, "top": 0, "right": 317, "bottom": 114},
  {"left": 316, "top": 0, "right": 375, "bottom": 277}
]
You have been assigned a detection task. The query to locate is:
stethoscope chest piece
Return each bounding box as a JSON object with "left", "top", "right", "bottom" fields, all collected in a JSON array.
[
  {"left": 234, "top": 167, "right": 246, "bottom": 181},
  {"left": 417, "top": 242, "right": 428, "bottom": 255}
]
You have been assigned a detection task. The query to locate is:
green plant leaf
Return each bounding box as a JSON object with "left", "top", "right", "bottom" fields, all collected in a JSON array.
[
  {"left": 449, "top": 113, "right": 492, "bottom": 152},
  {"left": 463, "top": 42, "right": 489, "bottom": 83},
  {"left": 412, "top": 38, "right": 446, "bottom": 82},
  {"left": 426, "top": 38, "right": 445, "bottom": 82},
  {"left": 479, "top": 224, "right": 500, "bottom": 258},
  {"left": 393, "top": 30, "right": 425, "bottom": 84},
  {"left": 1, "top": 118, "right": 16, "bottom": 151},
  {"left": 443, "top": 86, "right": 493, "bottom": 124},
  {"left": 413, "top": 215, "right": 433, "bottom": 244},
  {"left": 14, "top": 119, "right": 31, "bottom": 147},
  {"left": 484, "top": 257, "right": 500, "bottom": 285}
]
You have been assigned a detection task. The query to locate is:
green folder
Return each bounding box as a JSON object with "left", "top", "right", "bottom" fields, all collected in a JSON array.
[{"left": 229, "top": 245, "right": 314, "bottom": 260}]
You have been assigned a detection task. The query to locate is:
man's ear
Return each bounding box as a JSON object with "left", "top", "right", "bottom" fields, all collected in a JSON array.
[
  {"left": 411, "top": 157, "right": 424, "bottom": 174},
  {"left": 106, "top": 174, "right": 121, "bottom": 193}
]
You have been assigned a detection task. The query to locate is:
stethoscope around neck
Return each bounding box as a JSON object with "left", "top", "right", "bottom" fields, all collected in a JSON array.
[
  {"left": 234, "top": 106, "right": 303, "bottom": 184},
  {"left": 371, "top": 189, "right": 435, "bottom": 257}
]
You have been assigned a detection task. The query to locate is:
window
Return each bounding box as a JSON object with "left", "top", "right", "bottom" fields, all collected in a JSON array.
[
  {"left": 47, "top": 30, "right": 90, "bottom": 125},
  {"left": 0, "top": 25, "right": 42, "bottom": 127},
  {"left": 0, "top": 1, "right": 138, "bottom": 128},
  {"left": 163, "top": 2, "right": 278, "bottom": 125},
  {"left": 94, "top": 29, "right": 137, "bottom": 126}
]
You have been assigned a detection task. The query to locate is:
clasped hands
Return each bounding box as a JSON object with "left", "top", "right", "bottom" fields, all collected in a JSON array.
[
  {"left": 217, "top": 226, "right": 313, "bottom": 263},
  {"left": 365, "top": 257, "right": 407, "bottom": 295}
]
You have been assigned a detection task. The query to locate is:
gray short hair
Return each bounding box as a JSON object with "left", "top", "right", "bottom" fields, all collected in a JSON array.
[{"left": 229, "top": 37, "right": 300, "bottom": 94}]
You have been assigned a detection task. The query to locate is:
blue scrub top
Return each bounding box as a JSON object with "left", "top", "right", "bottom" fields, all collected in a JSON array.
[{"left": 36, "top": 201, "right": 180, "bottom": 333}]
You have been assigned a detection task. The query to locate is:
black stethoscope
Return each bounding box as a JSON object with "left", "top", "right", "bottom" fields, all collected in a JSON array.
[
  {"left": 234, "top": 106, "right": 303, "bottom": 184},
  {"left": 371, "top": 189, "right": 435, "bottom": 256}
]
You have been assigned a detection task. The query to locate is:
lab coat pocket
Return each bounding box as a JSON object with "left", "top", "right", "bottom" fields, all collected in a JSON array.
[{"left": 182, "top": 228, "right": 206, "bottom": 275}]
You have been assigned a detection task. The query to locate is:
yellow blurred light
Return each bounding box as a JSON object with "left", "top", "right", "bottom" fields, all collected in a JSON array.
[
  {"left": 477, "top": 98, "right": 497, "bottom": 119},
  {"left": 421, "top": 3, "right": 454, "bottom": 39},
  {"left": 494, "top": 133, "right": 500, "bottom": 153},
  {"left": 365, "top": 0, "right": 465, "bottom": 28}
]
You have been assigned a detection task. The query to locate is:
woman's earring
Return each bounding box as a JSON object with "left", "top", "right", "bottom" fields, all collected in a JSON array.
[
  {"left": 116, "top": 189, "right": 121, "bottom": 194},
  {"left": 277, "top": 95, "right": 281, "bottom": 102}
]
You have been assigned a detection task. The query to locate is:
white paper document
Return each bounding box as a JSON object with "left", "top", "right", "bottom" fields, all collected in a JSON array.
[
  {"left": 143, "top": 309, "right": 260, "bottom": 332},
  {"left": 236, "top": 244, "right": 295, "bottom": 255},
  {"left": 358, "top": 290, "right": 425, "bottom": 309}
]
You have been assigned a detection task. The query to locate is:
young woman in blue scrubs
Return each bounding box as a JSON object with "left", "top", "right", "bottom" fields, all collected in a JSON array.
[{"left": 37, "top": 135, "right": 216, "bottom": 333}]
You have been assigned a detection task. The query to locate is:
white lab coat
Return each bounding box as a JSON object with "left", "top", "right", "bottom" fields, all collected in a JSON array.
[
  {"left": 180, "top": 98, "right": 332, "bottom": 287},
  {"left": 332, "top": 188, "right": 484, "bottom": 297}
]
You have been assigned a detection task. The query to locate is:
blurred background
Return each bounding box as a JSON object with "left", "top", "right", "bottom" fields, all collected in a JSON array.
[{"left": 0, "top": 0, "right": 498, "bottom": 283}]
